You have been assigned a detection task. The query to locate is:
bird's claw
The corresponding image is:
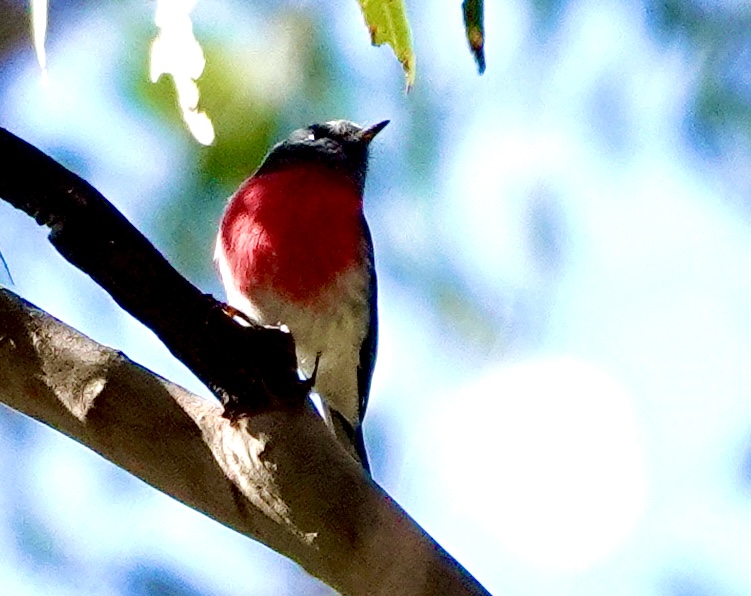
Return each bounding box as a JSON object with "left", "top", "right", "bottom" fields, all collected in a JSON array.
[
  {"left": 302, "top": 352, "right": 322, "bottom": 393},
  {"left": 220, "top": 302, "right": 255, "bottom": 327}
]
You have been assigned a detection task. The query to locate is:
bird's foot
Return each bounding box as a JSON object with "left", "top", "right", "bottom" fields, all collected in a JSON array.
[
  {"left": 302, "top": 352, "right": 322, "bottom": 393},
  {"left": 219, "top": 302, "right": 255, "bottom": 327}
]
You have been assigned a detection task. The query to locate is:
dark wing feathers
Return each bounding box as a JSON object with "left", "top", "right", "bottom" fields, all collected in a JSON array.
[{"left": 357, "top": 216, "right": 378, "bottom": 421}]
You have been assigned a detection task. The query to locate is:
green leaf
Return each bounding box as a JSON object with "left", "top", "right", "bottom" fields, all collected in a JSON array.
[
  {"left": 357, "top": 0, "right": 416, "bottom": 89},
  {"left": 463, "top": 0, "right": 486, "bottom": 74}
]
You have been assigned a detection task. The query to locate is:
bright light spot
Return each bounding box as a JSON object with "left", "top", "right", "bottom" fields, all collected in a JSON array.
[
  {"left": 31, "top": 0, "right": 49, "bottom": 82},
  {"left": 406, "top": 357, "right": 647, "bottom": 572},
  {"left": 150, "top": 0, "right": 215, "bottom": 145}
]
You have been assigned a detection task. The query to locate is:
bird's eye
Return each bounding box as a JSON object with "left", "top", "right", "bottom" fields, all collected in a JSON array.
[{"left": 306, "top": 125, "right": 326, "bottom": 142}]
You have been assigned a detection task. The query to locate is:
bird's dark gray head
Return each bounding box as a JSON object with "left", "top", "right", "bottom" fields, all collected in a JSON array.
[{"left": 257, "top": 120, "right": 389, "bottom": 191}]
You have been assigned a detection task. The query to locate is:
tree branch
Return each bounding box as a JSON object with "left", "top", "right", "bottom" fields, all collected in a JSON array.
[
  {"left": 0, "top": 127, "right": 490, "bottom": 595},
  {"left": 0, "top": 126, "right": 301, "bottom": 414}
]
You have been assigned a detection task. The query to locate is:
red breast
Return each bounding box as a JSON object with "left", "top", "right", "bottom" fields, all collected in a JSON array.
[{"left": 219, "top": 163, "right": 365, "bottom": 306}]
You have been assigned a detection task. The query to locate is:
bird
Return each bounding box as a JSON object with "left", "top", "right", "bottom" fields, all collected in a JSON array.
[{"left": 214, "top": 119, "right": 388, "bottom": 472}]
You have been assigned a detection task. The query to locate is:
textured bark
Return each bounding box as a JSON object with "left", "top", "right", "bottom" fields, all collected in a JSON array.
[{"left": 0, "top": 127, "right": 490, "bottom": 595}]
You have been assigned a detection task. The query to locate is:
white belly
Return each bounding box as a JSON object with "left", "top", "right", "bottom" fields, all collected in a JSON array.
[{"left": 216, "top": 241, "right": 369, "bottom": 424}]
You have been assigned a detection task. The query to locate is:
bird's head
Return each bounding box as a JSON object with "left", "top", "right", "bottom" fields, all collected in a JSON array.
[{"left": 256, "top": 120, "right": 389, "bottom": 191}]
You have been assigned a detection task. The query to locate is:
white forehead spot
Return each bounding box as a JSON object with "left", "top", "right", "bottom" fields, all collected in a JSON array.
[{"left": 325, "top": 120, "right": 361, "bottom": 135}]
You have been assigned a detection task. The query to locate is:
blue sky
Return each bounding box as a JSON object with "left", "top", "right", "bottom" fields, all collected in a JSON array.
[{"left": 2, "top": 1, "right": 751, "bottom": 595}]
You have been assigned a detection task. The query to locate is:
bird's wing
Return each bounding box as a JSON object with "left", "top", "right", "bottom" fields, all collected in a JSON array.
[{"left": 357, "top": 216, "right": 378, "bottom": 421}]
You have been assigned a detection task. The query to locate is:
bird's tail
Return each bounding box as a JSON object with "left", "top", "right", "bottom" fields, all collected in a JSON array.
[{"left": 329, "top": 409, "right": 370, "bottom": 474}]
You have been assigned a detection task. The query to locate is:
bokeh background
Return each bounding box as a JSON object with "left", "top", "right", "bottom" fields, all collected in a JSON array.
[{"left": 2, "top": 0, "right": 751, "bottom": 594}]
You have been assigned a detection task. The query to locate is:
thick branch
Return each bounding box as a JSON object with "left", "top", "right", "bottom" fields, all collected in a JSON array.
[
  {"left": 0, "top": 290, "right": 487, "bottom": 594},
  {"left": 0, "top": 126, "right": 300, "bottom": 413},
  {"left": 0, "top": 127, "right": 491, "bottom": 595}
]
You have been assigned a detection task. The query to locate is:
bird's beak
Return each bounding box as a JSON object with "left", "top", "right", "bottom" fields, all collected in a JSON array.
[{"left": 359, "top": 120, "right": 390, "bottom": 144}]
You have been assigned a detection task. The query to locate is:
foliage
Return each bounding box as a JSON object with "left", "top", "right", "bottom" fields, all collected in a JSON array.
[
  {"left": 462, "top": 0, "right": 485, "bottom": 74},
  {"left": 356, "top": 0, "right": 417, "bottom": 89}
]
